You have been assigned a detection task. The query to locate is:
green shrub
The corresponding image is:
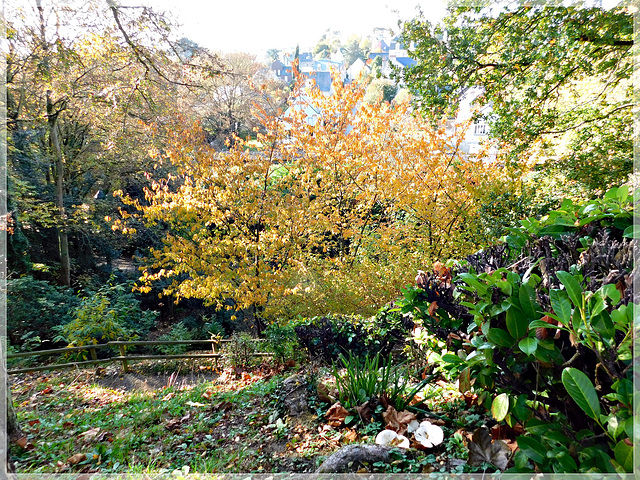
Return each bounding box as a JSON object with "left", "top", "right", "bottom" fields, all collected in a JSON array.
[
  {"left": 53, "top": 279, "right": 158, "bottom": 352},
  {"left": 96, "top": 280, "right": 157, "bottom": 338},
  {"left": 293, "top": 308, "right": 412, "bottom": 363},
  {"left": 7, "top": 276, "right": 80, "bottom": 348},
  {"left": 155, "top": 322, "right": 193, "bottom": 355},
  {"left": 56, "top": 292, "right": 135, "bottom": 348},
  {"left": 174, "top": 313, "right": 226, "bottom": 341},
  {"left": 406, "top": 186, "right": 635, "bottom": 473},
  {"left": 202, "top": 316, "right": 225, "bottom": 337},
  {"left": 264, "top": 323, "right": 301, "bottom": 364},
  {"left": 224, "top": 332, "right": 257, "bottom": 369}
]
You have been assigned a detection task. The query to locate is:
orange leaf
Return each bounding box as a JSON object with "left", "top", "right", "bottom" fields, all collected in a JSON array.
[
  {"left": 67, "top": 453, "right": 87, "bottom": 465},
  {"left": 569, "top": 332, "right": 578, "bottom": 347},
  {"left": 15, "top": 436, "right": 34, "bottom": 450},
  {"left": 214, "top": 400, "right": 233, "bottom": 412},
  {"left": 317, "top": 383, "right": 335, "bottom": 404},
  {"left": 325, "top": 402, "right": 349, "bottom": 427},
  {"left": 343, "top": 429, "right": 358, "bottom": 443}
]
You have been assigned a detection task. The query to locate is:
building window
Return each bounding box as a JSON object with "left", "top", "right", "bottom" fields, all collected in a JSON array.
[{"left": 474, "top": 121, "right": 487, "bottom": 136}]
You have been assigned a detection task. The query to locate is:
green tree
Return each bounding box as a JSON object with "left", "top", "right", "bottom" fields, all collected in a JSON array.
[
  {"left": 313, "top": 36, "right": 333, "bottom": 59},
  {"left": 6, "top": 0, "right": 220, "bottom": 285},
  {"left": 312, "top": 30, "right": 344, "bottom": 60},
  {"left": 398, "top": 2, "right": 633, "bottom": 194},
  {"left": 266, "top": 48, "right": 280, "bottom": 62},
  {"left": 364, "top": 78, "right": 398, "bottom": 104},
  {"left": 342, "top": 34, "right": 367, "bottom": 67}
]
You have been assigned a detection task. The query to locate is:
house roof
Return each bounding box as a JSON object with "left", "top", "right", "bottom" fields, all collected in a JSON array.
[
  {"left": 389, "top": 36, "right": 408, "bottom": 50},
  {"left": 368, "top": 52, "right": 388, "bottom": 60},
  {"left": 283, "top": 93, "right": 322, "bottom": 127},
  {"left": 345, "top": 58, "right": 370, "bottom": 82},
  {"left": 299, "top": 52, "right": 313, "bottom": 63},
  {"left": 314, "top": 71, "right": 333, "bottom": 92},
  {"left": 330, "top": 50, "right": 344, "bottom": 62},
  {"left": 347, "top": 57, "right": 365, "bottom": 70},
  {"left": 394, "top": 57, "right": 416, "bottom": 67},
  {"left": 371, "top": 39, "right": 389, "bottom": 53}
]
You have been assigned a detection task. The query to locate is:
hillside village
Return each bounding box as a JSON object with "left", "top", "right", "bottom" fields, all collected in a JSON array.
[
  {"left": 268, "top": 36, "right": 416, "bottom": 90},
  {"left": 267, "top": 34, "right": 494, "bottom": 157}
]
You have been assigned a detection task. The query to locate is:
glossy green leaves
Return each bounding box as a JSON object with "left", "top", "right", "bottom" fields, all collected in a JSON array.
[{"left": 562, "top": 368, "right": 601, "bottom": 420}]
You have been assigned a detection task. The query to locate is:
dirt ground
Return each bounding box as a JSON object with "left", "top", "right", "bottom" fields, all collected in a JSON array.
[
  {"left": 85, "top": 359, "right": 220, "bottom": 392},
  {"left": 94, "top": 371, "right": 220, "bottom": 392}
]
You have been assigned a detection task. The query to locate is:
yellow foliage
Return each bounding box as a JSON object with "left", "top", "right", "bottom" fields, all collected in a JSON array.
[{"left": 123, "top": 74, "right": 522, "bottom": 321}]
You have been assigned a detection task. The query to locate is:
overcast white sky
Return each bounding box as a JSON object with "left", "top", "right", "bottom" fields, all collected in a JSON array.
[{"left": 142, "top": 0, "right": 448, "bottom": 59}]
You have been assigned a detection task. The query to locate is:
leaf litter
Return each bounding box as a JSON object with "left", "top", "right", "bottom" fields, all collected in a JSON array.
[{"left": 9, "top": 361, "right": 505, "bottom": 474}]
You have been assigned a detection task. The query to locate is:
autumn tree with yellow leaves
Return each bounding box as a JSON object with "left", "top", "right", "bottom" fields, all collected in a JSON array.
[{"left": 118, "top": 74, "right": 522, "bottom": 331}]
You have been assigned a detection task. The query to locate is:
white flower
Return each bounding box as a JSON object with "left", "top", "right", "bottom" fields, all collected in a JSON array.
[
  {"left": 413, "top": 421, "right": 444, "bottom": 448},
  {"left": 407, "top": 419, "right": 421, "bottom": 433},
  {"left": 375, "top": 429, "right": 410, "bottom": 449}
]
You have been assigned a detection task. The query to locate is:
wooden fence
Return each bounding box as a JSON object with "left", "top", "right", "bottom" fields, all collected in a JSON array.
[{"left": 7, "top": 339, "right": 271, "bottom": 375}]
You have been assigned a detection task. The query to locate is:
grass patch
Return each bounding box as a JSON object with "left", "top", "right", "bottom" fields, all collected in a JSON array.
[
  {"left": 9, "top": 364, "right": 296, "bottom": 474},
  {"left": 10, "top": 361, "right": 498, "bottom": 475}
]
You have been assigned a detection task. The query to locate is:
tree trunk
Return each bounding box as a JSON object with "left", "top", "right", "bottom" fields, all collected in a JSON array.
[
  {"left": 46, "top": 92, "right": 71, "bottom": 287},
  {"left": 252, "top": 304, "right": 266, "bottom": 337},
  {"left": 38, "top": 0, "right": 70, "bottom": 286},
  {"left": 6, "top": 384, "right": 24, "bottom": 475},
  {"left": 6, "top": 387, "right": 23, "bottom": 444}
]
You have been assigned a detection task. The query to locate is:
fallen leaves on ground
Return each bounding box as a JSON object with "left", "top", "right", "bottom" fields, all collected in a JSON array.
[
  {"left": 382, "top": 406, "right": 416, "bottom": 435},
  {"left": 213, "top": 400, "right": 233, "bottom": 412},
  {"left": 78, "top": 427, "right": 101, "bottom": 441},
  {"left": 342, "top": 429, "right": 358, "bottom": 443},
  {"left": 164, "top": 413, "right": 191, "bottom": 431},
  {"left": 467, "top": 427, "right": 511, "bottom": 470},
  {"left": 354, "top": 401, "right": 373, "bottom": 423},
  {"left": 78, "top": 426, "right": 112, "bottom": 443},
  {"left": 316, "top": 382, "right": 335, "bottom": 404},
  {"left": 15, "top": 436, "right": 35, "bottom": 450},
  {"left": 67, "top": 453, "right": 87, "bottom": 465},
  {"left": 325, "top": 402, "right": 349, "bottom": 427}
]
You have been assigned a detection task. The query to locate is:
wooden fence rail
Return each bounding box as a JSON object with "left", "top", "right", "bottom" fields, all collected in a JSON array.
[{"left": 7, "top": 338, "right": 271, "bottom": 375}]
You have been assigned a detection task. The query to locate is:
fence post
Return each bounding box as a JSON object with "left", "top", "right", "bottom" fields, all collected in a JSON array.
[
  {"left": 211, "top": 337, "right": 220, "bottom": 369},
  {"left": 118, "top": 344, "right": 129, "bottom": 373},
  {"left": 89, "top": 347, "right": 98, "bottom": 361}
]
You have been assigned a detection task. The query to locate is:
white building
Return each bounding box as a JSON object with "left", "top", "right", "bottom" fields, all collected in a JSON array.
[{"left": 446, "top": 87, "right": 497, "bottom": 161}]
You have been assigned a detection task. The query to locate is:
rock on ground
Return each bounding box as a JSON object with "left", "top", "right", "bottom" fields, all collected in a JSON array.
[
  {"left": 281, "top": 374, "right": 310, "bottom": 417},
  {"left": 315, "top": 444, "right": 402, "bottom": 473}
]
